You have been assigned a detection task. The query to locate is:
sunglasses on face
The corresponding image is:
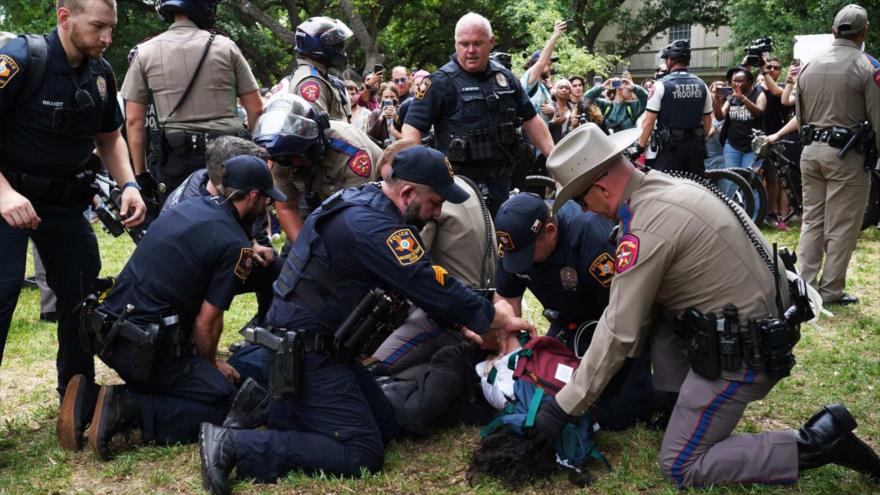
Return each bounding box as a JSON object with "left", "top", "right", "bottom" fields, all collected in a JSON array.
[
  {"left": 392, "top": 77, "right": 408, "bottom": 84},
  {"left": 766, "top": 65, "right": 781, "bottom": 70}
]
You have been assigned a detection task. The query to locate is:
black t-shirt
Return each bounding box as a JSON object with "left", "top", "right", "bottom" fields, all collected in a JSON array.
[
  {"left": 726, "top": 85, "right": 764, "bottom": 152},
  {"left": 102, "top": 196, "right": 251, "bottom": 326},
  {"left": 0, "top": 30, "right": 123, "bottom": 175},
  {"left": 762, "top": 83, "right": 784, "bottom": 135}
]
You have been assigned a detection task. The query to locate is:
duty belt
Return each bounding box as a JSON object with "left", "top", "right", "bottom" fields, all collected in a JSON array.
[{"left": 799, "top": 125, "right": 854, "bottom": 148}]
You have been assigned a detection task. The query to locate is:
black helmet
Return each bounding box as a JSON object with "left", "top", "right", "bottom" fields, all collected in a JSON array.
[
  {"left": 294, "top": 17, "right": 353, "bottom": 71},
  {"left": 253, "top": 94, "right": 330, "bottom": 165},
  {"left": 660, "top": 39, "right": 691, "bottom": 64},
  {"left": 157, "top": 0, "right": 221, "bottom": 30}
]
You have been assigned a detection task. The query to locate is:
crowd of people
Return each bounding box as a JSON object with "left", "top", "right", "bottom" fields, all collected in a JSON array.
[{"left": 0, "top": 1, "right": 878, "bottom": 494}]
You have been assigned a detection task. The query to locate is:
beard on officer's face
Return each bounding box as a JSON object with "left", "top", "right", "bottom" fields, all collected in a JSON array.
[
  {"left": 403, "top": 197, "right": 428, "bottom": 231},
  {"left": 241, "top": 198, "right": 267, "bottom": 225},
  {"left": 70, "top": 21, "right": 109, "bottom": 60}
]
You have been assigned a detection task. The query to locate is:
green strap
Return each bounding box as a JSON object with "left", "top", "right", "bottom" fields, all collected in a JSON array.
[
  {"left": 524, "top": 388, "right": 544, "bottom": 428},
  {"left": 487, "top": 367, "right": 497, "bottom": 385},
  {"left": 480, "top": 414, "right": 506, "bottom": 439}
]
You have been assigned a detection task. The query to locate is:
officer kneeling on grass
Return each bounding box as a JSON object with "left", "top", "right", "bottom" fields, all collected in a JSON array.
[
  {"left": 198, "top": 146, "right": 536, "bottom": 495},
  {"left": 58, "top": 155, "right": 286, "bottom": 461},
  {"left": 530, "top": 124, "right": 880, "bottom": 488}
]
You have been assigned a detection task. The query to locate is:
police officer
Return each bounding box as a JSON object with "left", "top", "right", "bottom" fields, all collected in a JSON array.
[
  {"left": 372, "top": 139, "right": 497, "bottom": 374},
  {"left": 199, "top": 146, "right": 535, "bottom": 494},
  {"left": 121, "top": 0, "right": 264, "bottom": 197},
  {"left": 492, "top": 191, "right": 654, "bottom": 431},
  {"left": 161, "top": 136, "right": 280, "bottom": 325},
  {"left": 0, "top": 0, "right": 145, "bottom": 398},
  {"left": 795, "top": 4, "right": 880, "bottom": 306},
  {"left": 402, "top": 12, "right": 554, "bottom": 214},
  {"left": 253, "top": 94, "right": 380, "bottom": 240},
  {"left": 57, "top": 155, "right": 286, "bottom": 460},
  {"left": 275, "top": 17, "right": 353, "bottom": 122},
  {"left": 532, "top": 124, "right": 880, "bottom": 487},
  {"left": 637, "top": 40, "right": 712, "bottom": 175}
]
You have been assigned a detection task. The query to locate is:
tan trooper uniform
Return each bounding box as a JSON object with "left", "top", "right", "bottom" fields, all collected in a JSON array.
[
  {"left": 372, "top": 176, "right": 496, "bottom": 373},
  {"left": 794, "top": 38, "right": 880, "bottom": 303},
  {"left": 121, "top": 19, "right": 259, "bottom": 134},
  {"left": 272, "top": 120, "right": 380, "bottom": 205},
  {"left": 286, "top": 58, "right": 350, "bottom": 121},
  {"left": 556, "top": 170, "right": 799, "bottom": 487}
]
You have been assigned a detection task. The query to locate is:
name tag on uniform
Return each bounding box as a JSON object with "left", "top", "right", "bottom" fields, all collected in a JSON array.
[{"left": 461, "top": 86, "right": 480, "bottom": 92}]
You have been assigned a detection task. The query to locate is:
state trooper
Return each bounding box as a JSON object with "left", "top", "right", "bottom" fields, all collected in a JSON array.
[
  {"left": 795, "top": 4, "right": 880, "bottom": 306},
  {"left": 58, "top": 155, "right": 286, "bottom": 460},
  {"left": 492, "top": 191, "right": 655, "bottom": 431},
  {"left": 268, "top": 17, "right": 352, "bottom": 122},
  {"left": 121, "top": 0, "right": 264, "bottom": 198},
  {"left": 637, "top": 40, "right": 712, "bottom": 175},
  {"left": 402, "top": 12, "right": 554, "bottom": 214},
  {"left": 532, "top": 124, "right": 880, "bottom": 488},
  {"left": 198, "top": 146, "right": 535, "bottom": 494},
  {"left": 252, "top": 94, "right": 380, "bottom": 241},
  {"left": 0, "top": 0, "right": 145, "bottom": 401}
]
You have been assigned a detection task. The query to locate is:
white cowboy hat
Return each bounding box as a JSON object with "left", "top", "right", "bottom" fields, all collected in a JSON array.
[{"left": 546, "top": 123, "right": 641, "bottom": 212}]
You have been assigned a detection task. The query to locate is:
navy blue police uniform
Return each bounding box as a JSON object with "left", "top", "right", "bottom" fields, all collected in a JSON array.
[
  {"left": 95, "top": 195, "right": 251, "bottom": 444},
  {"left": 161, "top": 168, "right": 281, "bottom": 324},
  {"left": 229, "top": 182, "right": 496, "bottom": 481},
  {"left": 647, "top": 70, "right": 712, "bottom": 175},
  {"left": 494, "top": 197, "right": 654, "bottom": 431},
  {"left": 0, "top": 30, "right": 122, "bottom": 395},
  {"left": 404, "top": 57, "right": 536, "bottom": 214}
]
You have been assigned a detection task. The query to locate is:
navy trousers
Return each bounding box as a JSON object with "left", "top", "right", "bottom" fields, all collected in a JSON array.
[
  {"left": 233, "top": 351, "right": 397, "bottom": 482},
  {"left": 101, "top": 341, "right": 236, "bottom": 445},
  {"left": 0, "top": 203, "right": 100, "bottom": 396}
]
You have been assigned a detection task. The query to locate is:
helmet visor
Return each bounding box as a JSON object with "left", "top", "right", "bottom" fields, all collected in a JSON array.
[
  {"left": 253, "top": 96, "right": 320, "bottom": 142},
  {"left": 319, "top": 22, "right": 353, "bottom": 45}
]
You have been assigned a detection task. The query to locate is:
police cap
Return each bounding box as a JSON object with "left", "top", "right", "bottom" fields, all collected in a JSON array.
[
  {"left": 494, "top": 193, "right": 548, "bottom": 273},
  {"left": 390, "top": 146, "right": 469, "bottom": 204},
  {"left": 222, "top": 155, "right": 287, "bottom": 202}
]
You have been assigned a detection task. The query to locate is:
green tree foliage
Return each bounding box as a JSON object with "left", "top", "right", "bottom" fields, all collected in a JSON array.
[{"left": 728, "top": 0, "right": 879, "bottom": 64}]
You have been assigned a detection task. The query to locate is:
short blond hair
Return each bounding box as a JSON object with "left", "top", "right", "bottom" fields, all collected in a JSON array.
[{"left": 58, "top": 0, "right": 116, "bottom": 14}]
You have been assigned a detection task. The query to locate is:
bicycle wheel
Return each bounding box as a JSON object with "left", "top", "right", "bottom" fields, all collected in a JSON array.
[
  {"left": 521, "top": 175, "right": 558, "bottom": 200},
  {"left": 730, "top": 166, "right": 768, "bottom": 226},
  {"left": 861, "top": 169, "right": 880, "bottom": 230},
  {"left": 705, "top": 169, "right": 756, "bottom": 220}
]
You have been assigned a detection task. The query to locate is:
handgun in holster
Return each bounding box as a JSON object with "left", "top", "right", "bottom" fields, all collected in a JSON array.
[
  {"left": 680, "top": 308, "right": 721, "bottom": 379},
  {"left": 243, "top": 327, "right": 304, "bottom": 400},
  {"left": 101, "top": 305, "right": 159, "bottom": 382},
  {"left": 147, "top": 129, "right": 165, "bottom": 170}
]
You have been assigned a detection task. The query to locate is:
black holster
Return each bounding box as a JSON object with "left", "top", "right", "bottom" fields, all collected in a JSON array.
[
  {"left": 679, "top": 308, "right": 721, "bottom": 379},
  {"left": 242, "top": 327, "right": 306, "bottom": 400}
]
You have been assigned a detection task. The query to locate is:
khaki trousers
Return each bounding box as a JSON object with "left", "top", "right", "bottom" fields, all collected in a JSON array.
[{"left": 797, "top": 143, "right": 870, "bottom": 302}]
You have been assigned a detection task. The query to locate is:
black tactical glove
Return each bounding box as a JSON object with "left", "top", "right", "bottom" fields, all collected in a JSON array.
[
  {"left": 135, "top": 171, "right": 162, "bottom": 196},
  {"left": 634, "top": 144, "right": 646, "bottom": 158},
  {"left": 531, "top": 397, "right": 576, "bottom": 445}
]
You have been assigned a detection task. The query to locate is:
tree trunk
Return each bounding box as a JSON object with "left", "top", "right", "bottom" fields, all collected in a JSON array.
[{"left": 338, "top": 0, "right": 384, "bottom": 72}]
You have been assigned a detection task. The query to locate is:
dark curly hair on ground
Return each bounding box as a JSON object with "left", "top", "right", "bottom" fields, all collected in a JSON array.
[{"left": 467, "top": 425, "right": 560, "bottom": 488}]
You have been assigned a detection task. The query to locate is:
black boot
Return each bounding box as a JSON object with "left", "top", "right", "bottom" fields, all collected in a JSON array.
[
  {"left": 86, "top": 385, "right": 141, "bottom": 461},
  {"left": 200, "top": 423, "right": 236, "bottom": 495},
  {"left": 797, "top": 403, "right": 880, "bottom": 483},
  {"left": 57, "top": 374, "right": 99, "bottom": 450},
  {"left": 222, "top": 377, "right": 269, "bottom": 429}
]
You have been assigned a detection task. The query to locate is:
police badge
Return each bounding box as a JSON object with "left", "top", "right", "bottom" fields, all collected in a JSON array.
[
  {"left": 495, "top": 73, "right": 508, "bottom": 88},
  {"left": 560, "top": 266, "right": 578, "bottom": 291}
]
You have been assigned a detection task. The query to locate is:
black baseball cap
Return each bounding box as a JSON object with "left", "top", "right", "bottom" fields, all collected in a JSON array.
[
  {"left": 222, "top": 155, "right": 287, "bottom": 202},
  {"left": 526, "top": 50, "right": 559, "bottom": 69},
  {"left": 390, "top": 146, "right": 469, "bottom": 204},
  {"left": 494, "top": 193, "right": 549, "bottom": 273}
]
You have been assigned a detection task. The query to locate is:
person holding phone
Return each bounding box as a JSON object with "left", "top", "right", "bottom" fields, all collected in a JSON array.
[
  {"left": 583, "top": 75, "right": 649, "bottom": 133},
  {"left": 712, "top": 65, "right": 767, "bottom": 171},
  {"left": 369, "top": 83, "right": 402, "bottom": 145}
]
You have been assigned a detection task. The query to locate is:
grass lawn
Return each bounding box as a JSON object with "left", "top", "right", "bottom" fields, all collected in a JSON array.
[{"left": 0, "top": 223, "right": 877, "bottom": 494}]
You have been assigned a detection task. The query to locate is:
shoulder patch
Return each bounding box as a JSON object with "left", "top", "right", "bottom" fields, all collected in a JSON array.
[
  {"left": 432, "top": 265, "right": 448, "bottom": 286},
  {"left": 0, "top": 55, "right": 21, "bottom": 89},
  {"left": 615, "top": 234, "right": 639, "bottom": 274},
  {"left": 348, "top": 150, "right": 372, "bottom": 177},
  {"left": 588, "top": 252, "right": 615, "bottom": 287},
  {"left": 386, "top": 228, "right": 425, "bottom": 265},
  {"left": 96, "top": 75, "right": 107, "bottom": 100},
  {"left": 299, "top": 80, "right": 321, "bottom": 102},
  {"left": 233, "top": 247, "right": 255, "bottom": 281},
  {"left": 873, "top": 69, "right": 880, "bottom": 89},
  {"left": 415, "top": 76, "right": 432, "bottom": 100}
]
